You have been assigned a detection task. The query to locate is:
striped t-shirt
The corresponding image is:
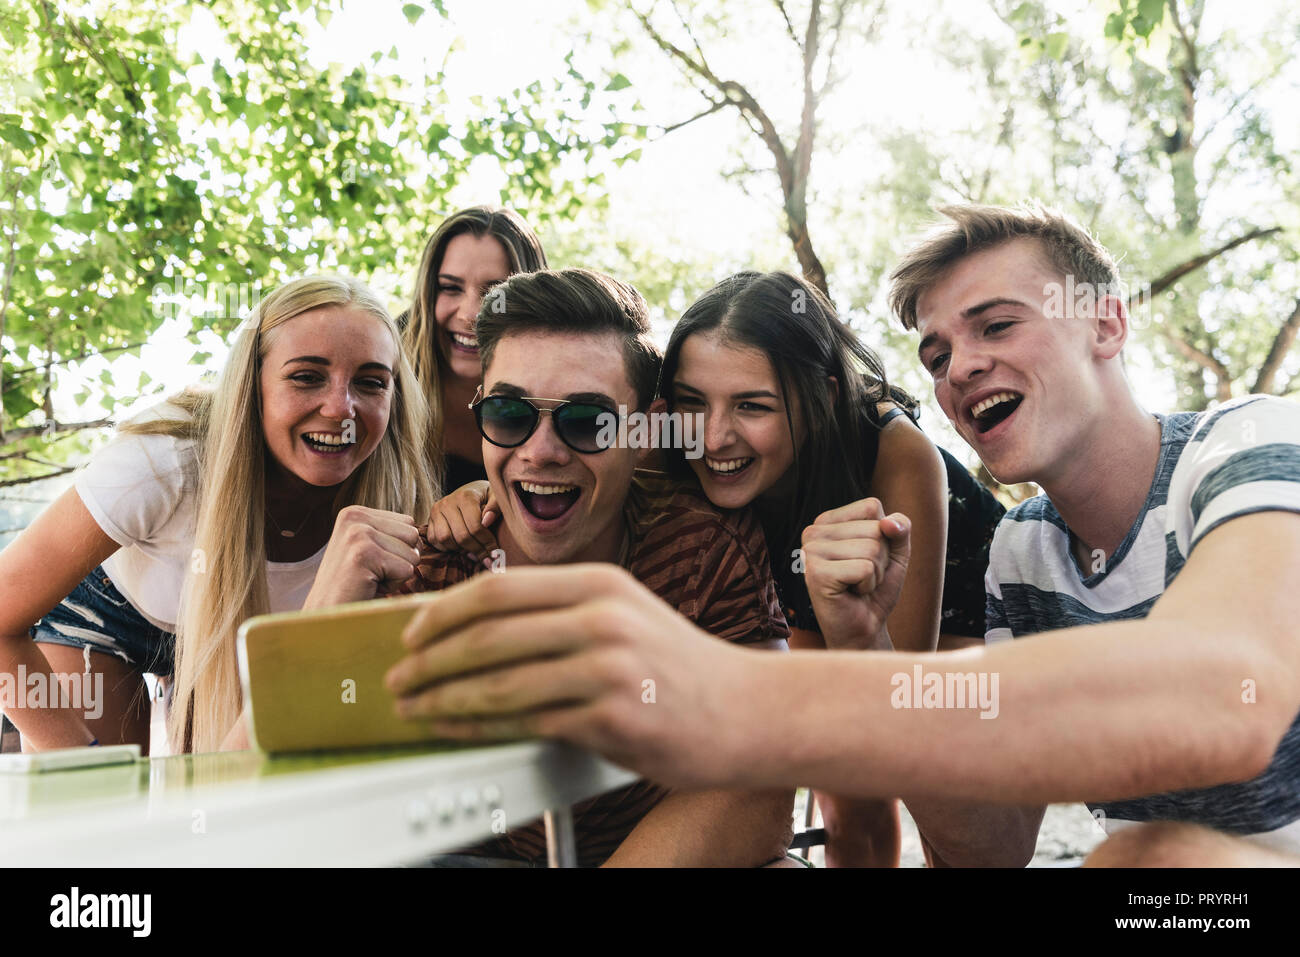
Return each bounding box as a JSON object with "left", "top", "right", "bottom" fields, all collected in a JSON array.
[
  {"left": 409, "top": 470, "right": 790, "bottom": 866},
  {"left": 985, "top": 395, "right": 1300, "bottom": 852}
]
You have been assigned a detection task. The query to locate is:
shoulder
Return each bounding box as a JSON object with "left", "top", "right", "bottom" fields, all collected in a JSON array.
[
  {"left": 873, "top": 411, "right": 944, "bottom": 485},
  {"left": 1166, "top": 397, "right": 1300, "bottom": 552},
  {"left": 80, "top": 407, "right": 197, "bottom": 494},
  {"left": 120, "top": 399, "right": 194, "bottom": 429}
]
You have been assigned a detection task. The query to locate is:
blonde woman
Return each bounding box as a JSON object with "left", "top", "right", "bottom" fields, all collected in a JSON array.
[
  {"left": 401, "top": 205, "right": 547, "bottom": 492},
  {"left": 0, "top": 275, "right": 434, "bottom": 755}
]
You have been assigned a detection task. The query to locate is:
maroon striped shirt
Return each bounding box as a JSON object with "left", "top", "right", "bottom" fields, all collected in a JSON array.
[{"left": 407, "top": 471, "right": 788, "bottom": 865}]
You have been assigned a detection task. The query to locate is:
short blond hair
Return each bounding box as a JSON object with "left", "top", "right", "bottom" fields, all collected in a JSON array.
[{"left": 888, "top": 203, "right": 1120, "bottom": 330}]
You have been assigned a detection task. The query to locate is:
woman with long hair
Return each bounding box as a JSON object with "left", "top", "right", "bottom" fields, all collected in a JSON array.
[
  {"left": 401, "top": 206, "right": 547, "bottom": 493},
  {"left": 656, "top": 271, "right": 1004, "bottom": 866},
  {"left": 0, "top": 275, "right": 434, "bottom": 755}
]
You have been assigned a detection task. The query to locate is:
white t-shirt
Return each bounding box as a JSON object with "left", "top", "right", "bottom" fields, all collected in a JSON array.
[{"left": 74, "top": 403, "right": 325, "bottom": 632}]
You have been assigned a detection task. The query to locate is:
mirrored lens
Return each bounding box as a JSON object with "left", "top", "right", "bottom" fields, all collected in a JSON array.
[{"left": 477, "top": 397, "right": 537, "bottom": 447}]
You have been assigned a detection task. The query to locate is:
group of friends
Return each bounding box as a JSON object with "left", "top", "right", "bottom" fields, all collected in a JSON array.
[{"left": 1, "top": 201, "right": 1297, "bottom": 868}]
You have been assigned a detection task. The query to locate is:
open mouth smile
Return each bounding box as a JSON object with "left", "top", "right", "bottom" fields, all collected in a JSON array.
[
  {"left": 968, "top": 391, "right": 1024, "bottom": 437},
  {"left": 514, "top": 480, "right": 582, "bottom": 525},
  {"left": 302, "top": 431, "right": 356, "bottom": 455},
  {"left": 449, "top": 331, "right": 478, "bottom": 353},
  {"left": 704, "top": 456, "right": 754, "bottom": 480}
]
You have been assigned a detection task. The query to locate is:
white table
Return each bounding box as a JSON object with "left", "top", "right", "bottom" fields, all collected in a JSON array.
[{"left": 0, "top": 742, "right": 637, "bottom": 866}]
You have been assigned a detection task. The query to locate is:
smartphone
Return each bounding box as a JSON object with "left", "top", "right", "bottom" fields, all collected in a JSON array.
[{"left": 0, "top": 744, "right": 140, "bottom": 774}]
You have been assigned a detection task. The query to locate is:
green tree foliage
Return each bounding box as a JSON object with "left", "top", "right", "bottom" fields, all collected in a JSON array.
[{"left": 0, "top": 0, "right": 643, "bottom": 485}]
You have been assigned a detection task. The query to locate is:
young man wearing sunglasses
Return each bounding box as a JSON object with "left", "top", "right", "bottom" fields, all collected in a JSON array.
[{"left": 304, "top": 267, "right": 794, "bottom": 867}]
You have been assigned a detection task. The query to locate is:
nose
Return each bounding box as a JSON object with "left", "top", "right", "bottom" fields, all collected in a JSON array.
[
  {"left": 319, "top": 377, "right": 358, "bottom": 422},
  {"left": 459, "top": 289, "right": 482, "bottom": 326},
  {"left": 515, "top": 411, "right": 573, "bottom": 467},
  {"left": 947, "top": 340, "right": 992, "bottom": 390},
  {"left": 703, "top": 408, "right": 737, "bottom": 454}
]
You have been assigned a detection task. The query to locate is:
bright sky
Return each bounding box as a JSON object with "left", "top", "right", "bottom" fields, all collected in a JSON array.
[{"left": 43, "top": 0, "right": 1298, "bottom": 467}]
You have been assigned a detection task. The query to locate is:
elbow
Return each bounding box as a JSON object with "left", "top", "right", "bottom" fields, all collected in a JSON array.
[{"left": 1225, "top": 710, "right": 1292, "bottom": 785}]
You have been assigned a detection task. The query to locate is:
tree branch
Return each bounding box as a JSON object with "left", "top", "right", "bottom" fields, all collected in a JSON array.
[
  {"left": 1253, "top": 299, "right": 1300, "bottom": 396},
  {"left": 1134, "top": 226, "right": 1282, "bottom": 305},
  {"left": 794, "top": 0, "right": 822, "bottom": 220},
  {"left": 668, "top": 0, "right": 713, "bottom": 75},
  {"left": 0, "top": 465, "right": 77, "bottom": 489},
  {"left": 2, "top": 339, "right": 151, "bottom": 384},
  {"left": 1, "top": 418, "right": 114, "bottom": 442},
  {"left": 630, "top": 5, "right": 795, "bottom": 199},
  {"left": 1157, "top": 326, "right": 1232, "bottom": 401},
  {"left": 773, "top": 0, "right": 800, "bottom": 48},
  {"left": 1167, "top": 1, "right": 1200, "bottom": 81},
  {"left": 657, "top": 99, "right": 729, "bottom": 135}
]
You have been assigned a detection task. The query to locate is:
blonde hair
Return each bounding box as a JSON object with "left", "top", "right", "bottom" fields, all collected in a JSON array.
[
  {"left": 888, "top": 203, "right": 1120, "bottom": 330},
  {"left": 124, "top": 275, "right": 436, "bottom": 753},
  {"left": 401, "top": 206, "right": 547, "bottom": 481}
]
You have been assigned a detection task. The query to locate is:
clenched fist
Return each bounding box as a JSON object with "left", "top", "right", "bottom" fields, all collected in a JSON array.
[{"left": 801, "top": 497, "right": 911, "bottom": 650}]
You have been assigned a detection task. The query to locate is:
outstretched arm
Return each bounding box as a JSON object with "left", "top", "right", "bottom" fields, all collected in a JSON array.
[{"left": 387, "top": 513, "right": 1300, "bottom": 805}]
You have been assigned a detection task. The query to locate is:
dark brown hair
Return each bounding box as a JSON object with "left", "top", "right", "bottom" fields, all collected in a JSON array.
[
  {"left": 659, "top": 270, "right": 915, "bottom": 558},
  {"left": 475, "top": 268, "right": 660, "bottom": 410}
]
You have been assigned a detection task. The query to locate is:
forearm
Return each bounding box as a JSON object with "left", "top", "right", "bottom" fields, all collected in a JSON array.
[
  {"left": 0, "top": 638, "right": 97, "bottom": 750},
  {"left": 732, "top": 619, "right": 1292, "bottom": 803},
  {"left": 601, "top": 787, "right": 794, "bottom": 867},
  {"left": 903, "top": 796, "right": 1044, "bottom": 867}
]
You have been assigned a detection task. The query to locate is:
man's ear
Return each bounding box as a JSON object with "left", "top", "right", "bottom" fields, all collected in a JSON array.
[
  {"left": 827, "top": 375, "right": 839, "bottom": 405},
  {"left": 1093, "top": 294, "right": 1128, "bottom": 361},
  {"left": 647, "top": 396, "right": 668, "bottom": 416}
]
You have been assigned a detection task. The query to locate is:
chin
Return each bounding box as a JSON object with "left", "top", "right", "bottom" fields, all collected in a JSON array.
[
  {"left": 977, "top": 455, "right": 1035, "bottom": 488},
  {"left": 516, "top": 539, "right": 578, "bottom": 566}
]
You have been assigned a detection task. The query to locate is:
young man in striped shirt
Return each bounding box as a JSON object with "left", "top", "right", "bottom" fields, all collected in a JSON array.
[{"left": 382, "top": 205, "right": 1300, "bottom": 867}]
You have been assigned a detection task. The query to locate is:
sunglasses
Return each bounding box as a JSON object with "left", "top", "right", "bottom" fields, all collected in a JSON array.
[{"left": 469, "top": 387, "right": 621, "bottom": 454}]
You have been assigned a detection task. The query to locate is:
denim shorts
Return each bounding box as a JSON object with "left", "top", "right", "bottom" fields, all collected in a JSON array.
[{"left": 30, "top": 564, "right": 176, "bottom": 677}]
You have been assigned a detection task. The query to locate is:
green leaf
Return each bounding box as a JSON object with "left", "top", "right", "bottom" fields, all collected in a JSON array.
[
  {"left": 2, "top": 389, "right": 39, "bottom": 421},
  {"left": 0, "top": 123, "right": 38, "bottom": 150},
  {"left": 402, "top": 3, "right": 424, "bottom": 24},
  {"left": 604, "top": 73, "right": 632, "bottom": 92},
  {"left": 1137, "top": 0, "right": 1165, "bottom": 26}
]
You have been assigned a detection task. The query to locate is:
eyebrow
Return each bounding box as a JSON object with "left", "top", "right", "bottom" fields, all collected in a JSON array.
[
  {"left": 916, "top": 298, "right": 1031, "bottom": 360},
  {"left": 673, "top": 381, "right": 781, "bottom": 402},
  {"left": 281, "top": 356, "right": 393, "bottom": 374},
  {"left": 489, "top": 383, "right": 619, "bottom": 406},
  {"left": 439, "top": 273, "right": 505, "bottom": 289}
]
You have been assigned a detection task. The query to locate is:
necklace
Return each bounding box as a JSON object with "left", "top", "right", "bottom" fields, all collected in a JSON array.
[{"left": 265, "top": 500, "right": 326, "bottom": 539}]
